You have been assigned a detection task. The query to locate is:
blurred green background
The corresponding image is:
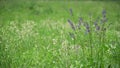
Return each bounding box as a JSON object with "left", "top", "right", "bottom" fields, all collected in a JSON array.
[{"left": 0, "top": 0, "right": 120, "bottom": 68}]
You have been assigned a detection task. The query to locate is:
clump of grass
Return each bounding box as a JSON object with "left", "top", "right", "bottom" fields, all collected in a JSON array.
[{"left": 67, "top": 8, "right": 120, "bottom": 68}]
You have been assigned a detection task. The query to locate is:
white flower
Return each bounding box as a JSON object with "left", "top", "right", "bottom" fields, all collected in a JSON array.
[
  {"left": 52, "top": 39, "right": 57, "bottom": 45},
  {"left": 110, "top": 44, "right": 116, "bottom": 49}
]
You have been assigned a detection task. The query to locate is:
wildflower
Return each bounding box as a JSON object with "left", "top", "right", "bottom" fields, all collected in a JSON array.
[
  {"left": 96, "top": 25, "right": 100, "bottom": 31},
  {"left": 69, "top": 32, "right": 75, "bottom": 40},
  {"left": 68, "top": 19, "right": 75, "bottom": 30},
  {"left": 102, "top": 9, "right": 106, "bottom": 18},
  {"left": 87, "top": 29, "right": 90, "bottom": 33},
  {"left": 85, "top": 23, "right": 90, "bottom": 33},
  {"left": 62, "top": 40, "right": 68, "bottom": 46},
  {"left": 79, "top": 17, "right": 83, "bottom": 23},
  {"left": 52, "top": 39, "right": 57, "bottom": 45},
  {"left": 69, "top": 8, "right": 73, "bottom": 16},
  {"left": 94, "top": 22, "right": 97, "bottom": 26},
  {"left": 78, "top": 17, "right": 83, "bottom": 29},
  {"left": 71, "top": 45, "right": 81, "bottom": 53},
  {"left": 94, "top": 17, "right": 99, "bottom": 26},
  {"left": 86, "top": 23, "right": 89, "bottom": 29},
  {"left": 101, "top": 9, "right": 107, "bottom": 23},
  {"left": 110, "top": 44, "right": 116, "bottom": 49}
]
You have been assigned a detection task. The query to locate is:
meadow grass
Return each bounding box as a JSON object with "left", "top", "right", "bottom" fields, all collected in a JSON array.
[{"left": 0, "top": 0, "right": 120, "bottom": 68}]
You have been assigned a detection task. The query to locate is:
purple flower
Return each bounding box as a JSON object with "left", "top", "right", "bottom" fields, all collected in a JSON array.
[
  {"left": 69, "top": 8, "right": 73, "bottom": 16},
  {"left": 85, "top": 23, "right": 90, "bottom": 33},
  {"left": 94, "top": 17, "right": 99, "bottom": 26},
  {"left": 96, "top": 25, "right": 100, "bottom": 31},
  {"left": 86, "top": 23, "right": 90, "bottom": 30},
  {"left": 78, "top": 17, "right": 83, "bottom": 29},
  {"left": 94, "top": 21, "right": 97, "bottom": 26},
  {"left": 101, "top": 9, "right": 107, "bottom": 23},
  {"left": 102, "top": 9, "right": 106, "bottom": 17},
  {"left": 68, "top": 19, "right": 75, "bottom": 30},
  {"left": 101, "top": 18, "right": 107, "bottom": 23},
  {"left": 79, "top": 17, "right": 83, "bottom": 22},
  {"left": 87, "top": 29, "right": 90, "bottom": 33},
  {"left": 79, "top": 17, "right": 83, "bottom": 24}
]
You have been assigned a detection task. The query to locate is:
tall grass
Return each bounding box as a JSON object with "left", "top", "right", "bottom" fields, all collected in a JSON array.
[
  {"left": 0, "top": 0, "right": 120, "bottom": 68},
  {"left": 67, "top": 8, "right": 120, "bottom": 68}
]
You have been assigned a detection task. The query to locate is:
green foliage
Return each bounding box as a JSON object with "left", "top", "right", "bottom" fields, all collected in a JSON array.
[{"left": 0, "top": 0, "right": 120, "bottom": 68}]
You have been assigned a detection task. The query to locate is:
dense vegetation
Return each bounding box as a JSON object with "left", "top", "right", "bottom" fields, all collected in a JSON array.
[{"left": 0, "top": 0, "right": 120, "bottom": 68}]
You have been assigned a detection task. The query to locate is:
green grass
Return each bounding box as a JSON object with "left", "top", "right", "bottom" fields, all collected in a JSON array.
[{"left": 0, "top": 0, "right": 120, "bottom": 68}]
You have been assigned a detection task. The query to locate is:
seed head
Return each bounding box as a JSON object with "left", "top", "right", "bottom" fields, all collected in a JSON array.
[{"left": 68, "top": 19, "right": 75, "bottom": 30}]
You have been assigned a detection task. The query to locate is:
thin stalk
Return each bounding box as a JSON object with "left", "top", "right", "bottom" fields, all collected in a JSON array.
[
  {"left": 88, "top": 14, "right": 93, "bottom": 67},
  {"left": 89, "top": 15, "right": 93, "bottom": 60},
  {"left": 89, "top": 32, "right": 92, "bottom": 59},
  {"left": 100, "top": 20, "right": 106, "bottom": 67}
]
